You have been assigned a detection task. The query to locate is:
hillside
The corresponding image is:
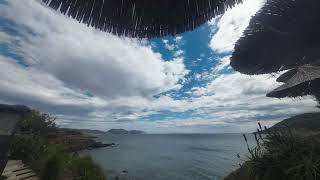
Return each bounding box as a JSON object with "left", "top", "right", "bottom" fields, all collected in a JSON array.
[{"left": 270, "top": 112, "right": 320, "bottom": 133}]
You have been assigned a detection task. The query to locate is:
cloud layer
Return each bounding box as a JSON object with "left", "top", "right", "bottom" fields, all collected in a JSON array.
[
  {"left": 0, "top": 0, "right": 188, "bottom": 99},
  {"left": 0, "top": 0, "right": 318, "bottom": 133}
]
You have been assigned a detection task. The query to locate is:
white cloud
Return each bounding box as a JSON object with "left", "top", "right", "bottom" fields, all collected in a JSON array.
[
  {"left": 0, "top": 0, "right": 188, "bottom": 99},
  {"left": 0, "top": 31, "right": 11, "bottom": 43},
  {"left": 162, "top": 39, "right": 176, "bottom": 51},
  {"left": 0, "top": 55, "right": 107, "bottom": 110},
  {"left": 174, "top": 36, "right": 183, "bottom": 43},
  {"left": 162, "top": 37, "right": 184, "bottom": 58},
  {"left": 164, "top": 43, "right": 176, "bottom": 51},
  {"left": 213, "top": 56, "right": 231, "bottom": 74},
  {"left": 209, "top": 0, "right": 266, "bottom": 53},
  {"left": 164, "top": 72, "right": 318, "bottom": 132},
  {"left": 173, "top": 50, "right": 184, "bottom": 57},
  {"left": 1, "top": 49, "right": 317, "bottom": 132}
]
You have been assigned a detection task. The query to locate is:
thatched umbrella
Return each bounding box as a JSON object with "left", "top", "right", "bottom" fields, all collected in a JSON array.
[
  {"left": 276, "top": 62, "right": 320, "bottom": 83},
  {"left": 41, "top": 0, "right": 242, "bottom": 38},
  {"left": 0, "top": 105, "right": 30, "bottom": 174},
  {"left": 231, "top": 0, "right": 320, "bottom": 75},
  {"left": 276, "top": 69, "right": 297, "bottom": 83},
  {"left": 267, "top": 65, "right": 320, "bottom": 99}
]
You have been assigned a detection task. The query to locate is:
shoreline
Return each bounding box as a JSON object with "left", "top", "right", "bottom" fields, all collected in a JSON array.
[
  {"left": 17, "top": 128, "right": 115, "bottom": 152},
  {"left": 47, "top": 128, "right": 115, "bottom": 152}
]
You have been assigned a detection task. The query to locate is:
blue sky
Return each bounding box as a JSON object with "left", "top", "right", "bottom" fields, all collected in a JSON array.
[{"left": 0, "top": 0, "right": 318, "bottom": 133}]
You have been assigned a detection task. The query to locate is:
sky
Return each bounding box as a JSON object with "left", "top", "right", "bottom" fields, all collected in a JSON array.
[{"left": 0, "top": 0, "right": 318, "bottom": 133}]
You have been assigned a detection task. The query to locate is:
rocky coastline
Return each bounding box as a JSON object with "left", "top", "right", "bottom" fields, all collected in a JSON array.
[
  {"left": 18, "top": 128, "right": 115, "bottom": 152},
  {"left": 48, "top": 129, "right": 116, "bottom": 152}
]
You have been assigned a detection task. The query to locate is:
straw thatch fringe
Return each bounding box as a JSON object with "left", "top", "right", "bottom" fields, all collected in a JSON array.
[
  {"left": 276, "top": 69, "right": 297, "bottom": 83},
  {"left": 267, "top": 78, "right": 320, "bottom": 100},
  {"left": 231, "top": 0, "right": 320, "bottom": 75},
  {"left": 41, "top": 0, "right": 242, "bottom": 38},
  {"left": 267, "top": 65, "right": 320, "bottom": 98}
]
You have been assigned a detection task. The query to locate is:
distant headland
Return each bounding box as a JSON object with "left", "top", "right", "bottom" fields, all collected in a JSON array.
[{"left": 107, "top": 129, "right": 145, "bottom": 134}]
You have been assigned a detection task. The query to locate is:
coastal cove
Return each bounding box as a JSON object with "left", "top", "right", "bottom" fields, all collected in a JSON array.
[{"left": 80, "top": 133, "right": 254, "bottom": 180}]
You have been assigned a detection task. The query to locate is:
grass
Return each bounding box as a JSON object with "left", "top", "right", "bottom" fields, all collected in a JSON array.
[{"left": 234, "top": 123, "right": 320, "bottom": 180}]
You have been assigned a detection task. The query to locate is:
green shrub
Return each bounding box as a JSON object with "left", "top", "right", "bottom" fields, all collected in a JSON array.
[
  {"left": 9, "top": 137, "right": 45, "bottom": 163},
  {"left": 242, "top": 123, "right": 320, "bottom": 180},
  {"left": 68, "top": 156, "right": 106, "bottom": 180},
  {"left": 9, "top": 137, "right": 106, "bottom": 180},
  {"left": 19, "top": 110, "right": 56, "bottom": 135},
  {"left": 40, "top": 153, "right": 64, "bottom": 180},
  {"left": 9, "top": 109, "right": 106, "bottom": 180}
]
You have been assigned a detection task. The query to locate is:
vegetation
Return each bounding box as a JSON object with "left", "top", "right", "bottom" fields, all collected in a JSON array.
[
  {"left": 8, "top": 110, "right": 106, "bottom": 180},
  {"left": 19, "top": 110, "right": 56, "bottom": 135},
  {"left": 226, "top": 123, "right": 320, "bottom": 180},
  {"left": 270, "top": 112, "right": 320, "bottom": 134}
]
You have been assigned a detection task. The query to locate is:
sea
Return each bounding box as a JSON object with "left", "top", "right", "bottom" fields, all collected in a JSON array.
[{"left": 80, "top": 133, "right": 255, "bottom": 180}]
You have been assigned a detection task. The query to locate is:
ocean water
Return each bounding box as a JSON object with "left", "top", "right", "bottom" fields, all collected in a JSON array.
[{"left": 80, "top": 134, "right": 254, "bottom": 180}]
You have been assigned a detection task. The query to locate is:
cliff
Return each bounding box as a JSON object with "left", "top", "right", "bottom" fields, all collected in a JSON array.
[{"left": 44, "top": 129, "right": 113, "bottom": 152}]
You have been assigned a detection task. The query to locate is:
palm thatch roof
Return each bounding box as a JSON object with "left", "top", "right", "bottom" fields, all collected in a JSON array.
[
  {"left": 267, "top": 65, "right": 320, "bottom": 98},
  {"left": 0, "top": 105, "right": 30, "bottom": 174},
  {"left": 276, "top": 69, "right": 297, "bottom": 83},
  {"left": 41, "top": 0, "right": 242, "bottom": 38},
  {"left": 231, "top": 0, "right": 320, "bottom": 75}
]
